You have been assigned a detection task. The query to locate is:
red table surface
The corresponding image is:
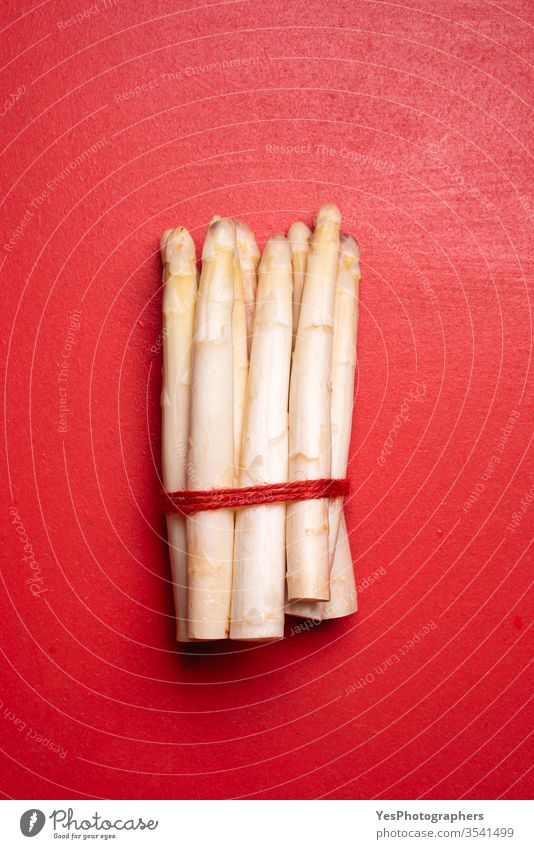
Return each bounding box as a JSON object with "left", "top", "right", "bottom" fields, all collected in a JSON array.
[{"left": 0, "top": 0, "right": 532, "bottom": 801}]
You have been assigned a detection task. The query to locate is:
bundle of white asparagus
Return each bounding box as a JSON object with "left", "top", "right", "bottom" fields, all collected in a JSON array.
[{"left": 160, "top": 205, "right": 360, "bottom": 642}]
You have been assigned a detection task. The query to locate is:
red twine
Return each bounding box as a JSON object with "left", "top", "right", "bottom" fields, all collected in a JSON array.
[{"left": 161, "top": 478, "right": 350, "bottom": 516}]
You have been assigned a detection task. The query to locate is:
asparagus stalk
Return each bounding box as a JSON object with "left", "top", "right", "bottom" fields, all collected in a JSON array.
[
  {"left": 235, "top": 221, "right": 260, "bottom": 355},
  {"left": 328, "top": 513, "right": 358, "bottom": 617},
  {"left": 287, "top": 235, "right": 360, "bottom": 621},
  {"left": 230, "top": 236, "right": 293, "bottom": 640},
  {"left": 288, "top": 221, "right": 312, "bottom": 349},
  {"left": 327, "top": 513, "right": 357, "bottom": 617},
  {"left": 212, "top": 214, "right": 249, "bottom": 484},
  {"left": 160, "top": 227, "right": 197, "bottom": 642},
  {"left": 186, "top": 218, "right": 235, "bottom": 640},
  {"left": 327, "top": 235, "right": 360, "bottom": 564},
  {"left": 232, "top": 247, "right": 249, "bottom": 484},
  {"left": 287, "top": 513, "right": 357, "bottom": 620},
  {"left": 286, "top": 204, "right": 341, "bottom": 601}
]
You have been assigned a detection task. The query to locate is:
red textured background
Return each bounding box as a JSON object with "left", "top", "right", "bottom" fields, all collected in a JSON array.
[{"left": 0, "top": 0, "right": 532, "bottom": 801}]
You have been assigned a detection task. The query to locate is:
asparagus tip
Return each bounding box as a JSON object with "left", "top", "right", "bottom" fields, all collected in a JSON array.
[
  {"left": 260, "top": 234, "right": 292, "bottom": 270},
  {"left": 287, "top": 221, "right": 312, "bottom": 254},
  {"left": 235, "top": 220, "right": 260, "bottom": 267},
  {"left": 202, "top": 217, "right": 235, "bottom": 259},
  {"left": 339, "top": 234, "right": 361, "bottom": 276},
  {"left": 315, "top": 203, "right": 342, "bottom": 228},
  {"left": 340, "top": 233, "right": 360, "bottom": 258},
  {"left": 160, "top": 227, "right": 196, "bottom": 276}
]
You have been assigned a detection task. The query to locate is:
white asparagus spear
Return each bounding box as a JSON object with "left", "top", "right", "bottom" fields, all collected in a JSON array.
[
  {"left": 230, "top": 236, "right": 293, "bottom": 640},
  {"left": 288, "top": 221, "right": 312, "bottom": 349},
  {"left": 160, "top": 227, "right": 197, "bottom": 642},
  {"left": 232, "top": 248, "right": 249, "bottom": 484},
  {"left": 186, "top": 218, "right": 235, "bottom": 640},
  {"left": 235, "top": 221, "right": 260, "bottom": 355},
  {"left": 327, "top": 513, "right": 358, "bottom": 617},
  {"left": 287, "top": 512, "right": 357, "bottom": 620},
  {"left": 327, "top": 235, "right": 360, "bottom": 564},
  {"left": 286, "top": 203, "right": 341, "bottom": 602},
  {"left": 287, "top": 235, "right": 360, "bottom": 621},
  {"left": 209, "top": 214, "right": 248, "bottom": 485}
]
